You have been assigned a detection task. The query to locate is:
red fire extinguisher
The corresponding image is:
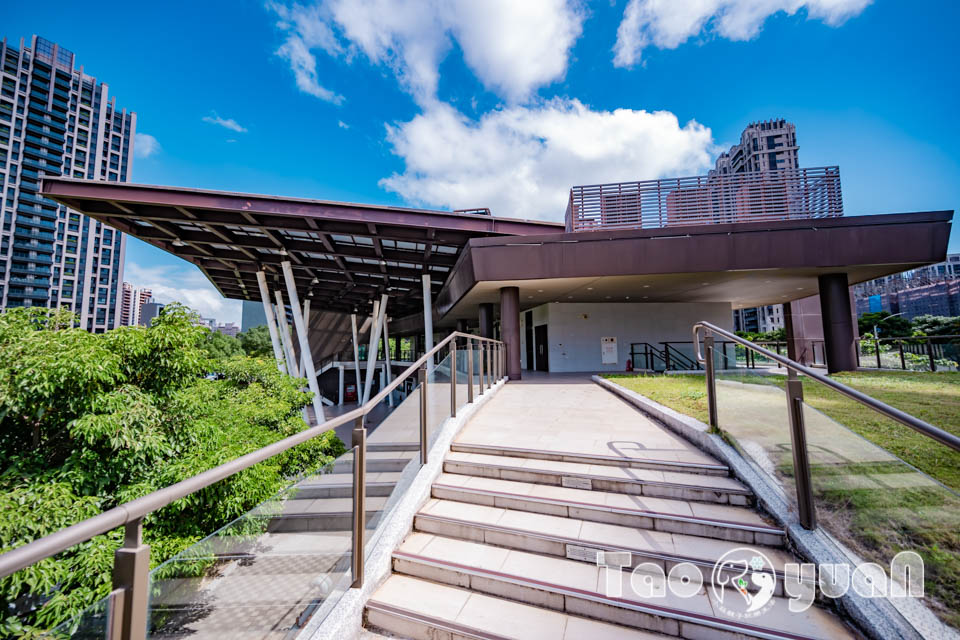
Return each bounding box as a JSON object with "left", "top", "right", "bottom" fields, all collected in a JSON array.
[{"left": 626, "top": 359, "right": 634, "bottom": 372}]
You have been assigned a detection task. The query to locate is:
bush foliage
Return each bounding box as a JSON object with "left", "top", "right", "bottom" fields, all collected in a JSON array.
[{"left": 0, "top": 305, "right": 344, "bottom": 637}]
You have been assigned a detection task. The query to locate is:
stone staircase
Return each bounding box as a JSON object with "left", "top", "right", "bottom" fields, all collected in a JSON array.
[{"left": 363, "top": 443, "right": 859, "bottom": 639}]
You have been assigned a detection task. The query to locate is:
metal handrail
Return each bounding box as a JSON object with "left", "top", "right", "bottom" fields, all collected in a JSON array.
[
  {"left": 692, "top": 321, "right": 960, "bottom": 453},
  {"left": 0, "top": 330, "right": 505, "bottom": 638}
]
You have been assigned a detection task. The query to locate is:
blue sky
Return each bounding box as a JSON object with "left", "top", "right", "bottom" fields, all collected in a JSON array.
[{"left": 5, "top": 1, "right": 959, "bottom": 323}]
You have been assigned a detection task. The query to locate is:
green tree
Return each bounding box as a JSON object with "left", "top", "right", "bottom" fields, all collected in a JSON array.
[
  {"left": 858, "top": 311, "right": 912, "bottom": 338},
  {"left": 238, "top": 324, "right": 274, "bottom": 358},
  {"left": 911, "top": 315, "right": 960, "bottom": 337},
  {"left": 0, "top": 305, "right": 344, "bottom": 637},
  {"left": 201, "top": 328, "right": 245, "bottom": 361}
]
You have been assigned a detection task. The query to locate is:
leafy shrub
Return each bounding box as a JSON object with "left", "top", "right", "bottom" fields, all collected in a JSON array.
[{"left": 0, "top": 305, "right": 344, "bottom": 637}]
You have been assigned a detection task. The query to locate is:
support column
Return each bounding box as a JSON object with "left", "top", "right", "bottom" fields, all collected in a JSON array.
[
  {"left": 298, "top": 298, "right": 311, "bottom": 377},
  {"left": 273, "top": 291, "right": 298, "bottom": 375},
  {"left": 456, "top": 319, "right": 469, "bottom": 333},
  {"left": 256, "top": 270, "right": 287, "bottom": 374},
  {"left": 362, "top": 295, "right": 388, "bottom": 406},
  {"left": 478, "top": 303, "right": 494, "bottom": 339},
  {"left": 338, "top": 365, "right": 345, "bottom": 406},
  {"left": 500, "top": 286, "right": 521, "bottom": 380},
  {"left": 350, "top": 314, "right": 364, "bottom": 403},
  {"left": 818, "top": 273, "right": 857, "bottom": 373},
  {"left": 422, "top": 274, "right": 434, "bottom": 374},
  {"left": 382, "top": 316, "right": 394, "bottom": 407},
  {"left": 282, "top": 261, "right": 325, "bottom": 424}
]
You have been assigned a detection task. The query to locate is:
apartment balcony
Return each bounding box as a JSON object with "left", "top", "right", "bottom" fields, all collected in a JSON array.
[
  {"left": 8, "top": 276, "right": 51, "bottom": 287},
  {"left": 24, "top": 136, "right": 64, "bottom": 155},
  {"left": 565, "top": 165, "right": 843, "bottom": 232},
  {"left": 25, "top": 122, "right": 65, "bottom": 141},
  {"left": 12, "top": 239, "right": 54, "bottom": 252},
  {"left": 22, "top": 157, "right": 62, "bottom": 174},
  {"left": 15, "top": 216, "right": 57, "bottom": 231},
  {"left": 8, "top": 262, "right": 52, "bottom": 274},
  {"left": 13, "top": 227, "right": 55, "bottom": 242},
  {"left": 6, "top": 289, "right": 51, "bottom": 301}
]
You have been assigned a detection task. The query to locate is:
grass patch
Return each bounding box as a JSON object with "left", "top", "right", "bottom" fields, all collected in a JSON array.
[{"left": 604, "top": 370, "right": 960, "bottom": 628}]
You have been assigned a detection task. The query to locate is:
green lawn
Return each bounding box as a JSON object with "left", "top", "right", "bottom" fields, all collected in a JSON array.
[
  {"left": 605, "top": 370, "right": 960, "bottom": 490},
  {"left": 604, "top": 370, "right": 960, "bottom": 628}
]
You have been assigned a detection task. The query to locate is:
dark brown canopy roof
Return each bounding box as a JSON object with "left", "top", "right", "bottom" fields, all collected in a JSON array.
[{"left": 41, "top": 178, "right": 563, "bottom": 319}]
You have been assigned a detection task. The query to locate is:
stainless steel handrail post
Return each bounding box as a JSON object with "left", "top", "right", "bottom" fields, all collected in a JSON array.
[
  {"left": 467, "top": 338, "right": 474, "bottom": 403},
  {"left": 703, "top": 334, "right": 719, "bottom": 432},
  {"left": 450, "top": 342, "right": 457, "bottom": 417},
  {"left": 419, "top": 366, "right": 428, "bottom": 464},
  {"left": 485, "top": 343, "right": 491, "bottom": 390},
  {"left": 112, "top": 518, "right": 149, "bottom": 640},
  {"left": 786, "top": 371, "right": 817, "bottom": 529},
  {"left": 351, "top": 419, "right": 366, "bottom": 588},
  {"left": 479, "top": 343, "right": 485, "bottom": 394}
]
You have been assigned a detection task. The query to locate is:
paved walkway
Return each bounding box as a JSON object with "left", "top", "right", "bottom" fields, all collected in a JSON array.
[{"left": 366, "top": 375, "right": 857, "bottom": 640}]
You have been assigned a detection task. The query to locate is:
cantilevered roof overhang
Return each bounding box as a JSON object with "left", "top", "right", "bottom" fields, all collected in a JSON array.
[
  {"left": 41, "top": 178, "right": 563, "bottom": 319},
  {"left": 40, "top": 178, "right": 563, "bottom": 362},
  {"left": 433, "top": 211, "right": 953, "bottom": 325}
]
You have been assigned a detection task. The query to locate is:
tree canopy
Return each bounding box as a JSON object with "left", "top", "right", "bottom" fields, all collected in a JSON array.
[{"left": 0, "top": 305, "right": 343, "bottom": 637}]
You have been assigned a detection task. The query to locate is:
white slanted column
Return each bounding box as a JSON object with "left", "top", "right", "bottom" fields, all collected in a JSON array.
[
  {"left": 338, "top": 365, "right": 345, "bottom": 406},
  {"left": 350, "top": 313, "right": 364, "bottom": 404},
  {"left": 273, "top": 291, "right": 298, "bottom": 379},
  {"left": 361, "top": 294, "right": 389, "bottom": 406},
  {"left": 422, "top": 274, "right": 434, "bottom": 374},
  {"left": 281, "top": 261, "right": 326, "bottom": 425},
  {"left": 382, "top": 315, "right": 394, "bottom": 407},
  {"left": 256, "top": 270, "right": 288, "bottom": 374},
  {"left": 298, "top": 298, "right": 311, "bottom": 377}
]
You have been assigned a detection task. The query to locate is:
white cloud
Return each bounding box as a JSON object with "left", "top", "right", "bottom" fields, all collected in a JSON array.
[
  {"left": 133, "top": 133, "right": 160, "bottom": 158},
  {"left": 269, "top": 0, "right": 585, "bottom": 105},
  {"left": 125, "top": 262, "right": 242, "bottom": 325},
  {"left": 614, "top": 0, "right": 872, "bottom": 67},
  {"left": 380, "top": 99, "right": 715, "bottom": 221},
  {"left": 202, "top": 113, "right": 248, "bottom": 133},
  {"left": 337, "top": 120, "right": 349, "bottom": 129}
]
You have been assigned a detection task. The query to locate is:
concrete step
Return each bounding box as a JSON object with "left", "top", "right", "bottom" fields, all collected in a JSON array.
[
  {"left": 414, "top": 499, "right": 808, "bottom": 598},
  {"left": 367, "top": 441, "right": 420, "bottom": 452},
  {"left": 431, "top": 473, "right": 784, "bottom": 547},
  {"left": 390, "top": 533, "right": 855, "bottom": 640},
  {"left": 444, "top": 451, "right": 753, "bottom": 506},
  {"left": 253, "top": 496, "right": 389, "bottom": 532},
  {"left": 293, "top": 472, "right": 398, "bottom": 499},
  {"left": 451, "top": 442, "right": 730, "bottom": 476},
  {"left": 332, "top": 450, "right": 418, "bottom": 473},
  {"left": 366, "top": 573, "right": 670, "bottom": 640}
]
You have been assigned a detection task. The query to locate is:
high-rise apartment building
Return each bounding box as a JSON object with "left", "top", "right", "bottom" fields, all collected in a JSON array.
[
  {"left": 711, "top": 119, "right": 799, "bottom": 176},
  {"left": 715, "top": 119, "right": 800, "bottom": 333},
  {"left": 0, "top": 36, "right": 134, "bottom": 331},
  {"left": 119, "top": 282, "right": 154, "bottom": 326}
]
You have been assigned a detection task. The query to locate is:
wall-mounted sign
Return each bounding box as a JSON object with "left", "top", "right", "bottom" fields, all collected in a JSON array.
[{"left": 601, "top": 336, "right": 618, "bottom": 365}]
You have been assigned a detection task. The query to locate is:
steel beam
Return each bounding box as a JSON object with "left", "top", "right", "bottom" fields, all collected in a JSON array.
[
  {"left": 350, "top": 314, "right": 364, "bottom": 403},
  {"left": 362, "top": 295, "right": 389, "bottom": 406}
]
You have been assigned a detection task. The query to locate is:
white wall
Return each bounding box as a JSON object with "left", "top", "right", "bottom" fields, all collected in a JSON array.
[{"left": 521, "top": 302, "right": 733, "bottom": 373}]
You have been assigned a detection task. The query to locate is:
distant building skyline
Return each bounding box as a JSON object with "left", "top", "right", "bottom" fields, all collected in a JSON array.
[{"left": 0, "top": 35, "right": 134, "bottom": 331}]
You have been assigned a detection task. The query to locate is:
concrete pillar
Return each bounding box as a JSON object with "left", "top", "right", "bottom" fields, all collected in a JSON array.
[
  {"left": 255, "top": 270, "right": 288, "bottom": 374},
  {"left": 362, "top": 295, "right": 388, "bottom": 405},
  {"left": 273, "top": 293, "right": 298, "bottom": 376},
  {"left": 422, "top": 274, "right": 434, "bottom": 373},
  {"left": 281, "top": 260, "right": 325, "bottom": 423},
  {"left": 818, "top": 273, "right": 857, "bottom": 373},
  {"left": 350, "top": 314, "right": 364, "bottom": 402},
  {"left": 478, "top": 303, "right": 494, "bottom": 339},
  {"left": 338, "top": 365, "right": 345, "bottom": 406},
  {"left": 382, "top": 317, "right": 394, "bottom": 407},
  {"left": 500, "top": 286, "right": 521, "bottom": 380}
]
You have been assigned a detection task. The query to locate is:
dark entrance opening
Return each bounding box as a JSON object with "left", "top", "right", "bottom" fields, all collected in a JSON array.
[
  {"left": 534, "top": 324, "right": 549, "bottom": 372},
  {"left": 525, "top": 311, "right": 534, "bottom": 370}
]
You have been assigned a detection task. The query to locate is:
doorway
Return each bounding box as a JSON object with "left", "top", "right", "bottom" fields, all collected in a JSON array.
[
  {"left": 534, "top": 324, "right": 549, "bottom": 372},
  {"left": 524, "top": 311, "right": 534, "bottom": 370}
]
